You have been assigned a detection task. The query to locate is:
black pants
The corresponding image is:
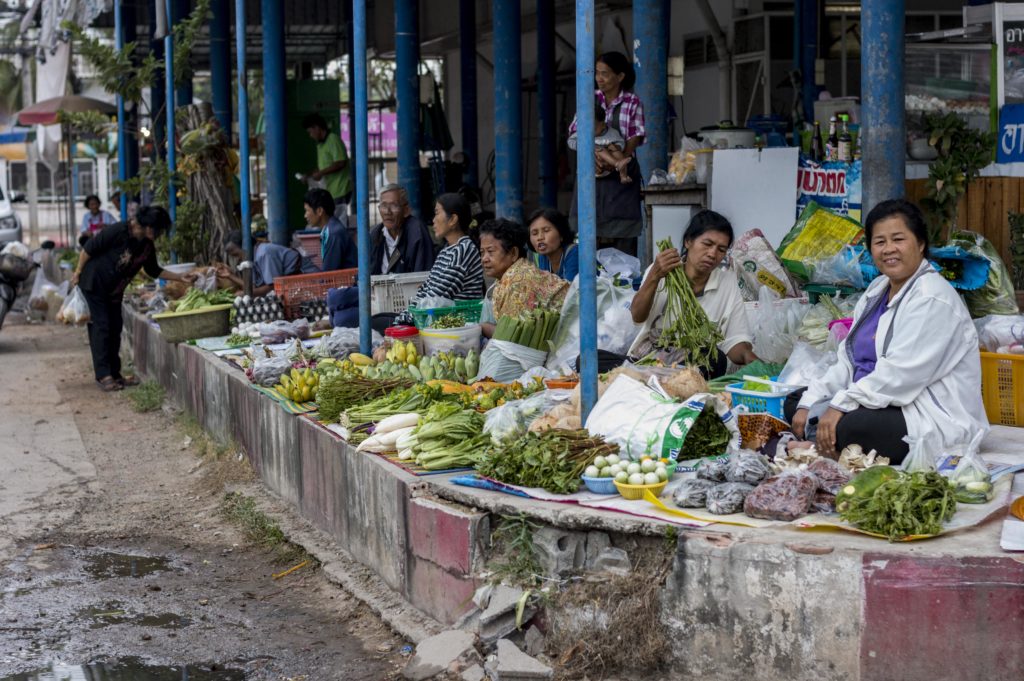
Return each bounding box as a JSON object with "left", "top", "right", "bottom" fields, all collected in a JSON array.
[
  {"left": 783, "top": 389, "right": 910, "bottom": 464},
  {"left": 83, "top": 290, "right": 124, "bottom": 382}
]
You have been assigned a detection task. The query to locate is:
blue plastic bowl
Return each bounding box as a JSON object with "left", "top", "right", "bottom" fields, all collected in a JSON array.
[{"left": 580, "top": 475, "right": 618, "bottom": 495}]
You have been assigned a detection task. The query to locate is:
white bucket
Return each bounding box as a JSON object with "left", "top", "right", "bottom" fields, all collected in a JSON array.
[{"left": 420, "top": 324, "right": 482, "bottom": 356}]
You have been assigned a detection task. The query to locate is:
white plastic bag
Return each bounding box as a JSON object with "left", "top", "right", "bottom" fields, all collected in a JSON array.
[
  {"left": 808, "top": 245, "right": 865, "bottom": 288},
  {"left": 584, "top": 375, "right": 740, "bottom": 461},
  {"left": 748, "top": 287, "right": 810, "bottom": 364},
  {"left": 0, "top": 242, "right": 30, "bottom": 259},
  {"left": 901, "top": 433, "right": 937, "bottom": 473},
  {"left": 596, "top": 248, "right": 641, "bottom": 282},
  {"left": 546, "top": 277, "right": 638, "bottom": 374},
  {"left": 731, "top": 229, "right": 801, "bottom": 302},
  {"left": 474, "top": 340, "right": 548, "bottom": 383},
  {"left": 57, "top": 287, "right": 91, "bottom": 325},
  {"left": 777, "top": 341, "right": 836, "bottom": 388},
  {"left": 949, "top": 431, "right": 993, "bottom": 503},
  {"left": 28, "top": 270, "right": 63, "bottom": 314},
  {"left": 974, "top": 314, "right": 1024, "bottom": 353},
  {"left": 483, "top": 390, "right": 570, "bottom": 445}
]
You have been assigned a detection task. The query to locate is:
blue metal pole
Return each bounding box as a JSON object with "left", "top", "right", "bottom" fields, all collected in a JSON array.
[
  {"left": 861, "top": 0, "right": 905, "bottom": 214},
  {"left": 262, "top": 0, "right": 288, "bottom": 245},
  {"left": 150, "top": 0, "right": 165, "bottom": 160},
  {"left": 114, "top": 0, "right": 128, "bottom": 219},
  {"left": 210, "top": 0, "right": 233, "bottom": 134},
  {"left": 576, "top": 0, "right": 597, "bottom": 420},
  {"left": 493, "top": 0, "right": 523, "bottom": 223},
  {"left": 123, "top": 1, "right": 140, "bottom": 182},
  {"left": 165, "top": 0, "right": 177, "bottom": 241},
  {"left": 537, "top": 0, "right": 556, "bottom": 207},
  {"left": 395, "top": 0, "right": 421, "bottom": 216},
  {"left": 634, "top": 0, "right": 668, "bottom": 190},
  {"left": 235, "top": 0, "right": 252, "bottom": 259},
  {"left": 458, "top": 0, "right": 478, "bottom": 187},
  {"left": 793, "top": 0, "right": 802, "bottom": 74},
  {"left": 354, "top": 0, "right": 371, "bottom": 354},
  {"left": 800, "top": 1, "right": 818, "bottom": 125}
]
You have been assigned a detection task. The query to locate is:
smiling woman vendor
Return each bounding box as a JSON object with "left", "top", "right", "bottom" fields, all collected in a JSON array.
[
  {"left": 629, "top": 210, "right": 757, "bottom": 377},
  {"left": 786, "top": 199, "right": 988, "bottom": 463}
]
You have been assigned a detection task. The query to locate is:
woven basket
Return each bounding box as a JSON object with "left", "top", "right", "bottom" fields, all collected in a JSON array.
[{"left": 153, "top": 304, "right": 232, "bottom": 343}]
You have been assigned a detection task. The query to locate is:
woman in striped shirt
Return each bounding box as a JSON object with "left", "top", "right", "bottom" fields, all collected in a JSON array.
[{"left": 411, "top": 193, "right": 484, "bottom": 306}]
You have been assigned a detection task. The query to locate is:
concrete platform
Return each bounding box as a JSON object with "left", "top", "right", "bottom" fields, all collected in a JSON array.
[{"left": 126, "top": 308, "right": 1024, "bottom": 681}]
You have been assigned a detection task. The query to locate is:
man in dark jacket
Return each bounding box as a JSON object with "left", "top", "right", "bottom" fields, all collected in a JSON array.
[{"left": 369, "top": 184, "right": 436, "bottom": 275}]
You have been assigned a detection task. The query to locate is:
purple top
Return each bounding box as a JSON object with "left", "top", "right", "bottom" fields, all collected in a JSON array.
[{"left": 851, "top": 293, "right": 888, "bottom": 381}]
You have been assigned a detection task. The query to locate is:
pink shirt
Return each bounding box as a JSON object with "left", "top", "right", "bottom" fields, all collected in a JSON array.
[{"left": 569, "top": 89, "right": 646, "bottom": 143}]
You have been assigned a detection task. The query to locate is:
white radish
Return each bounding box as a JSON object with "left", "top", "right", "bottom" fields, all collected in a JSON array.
[
  {"left": 398, "top": 448, "right": 415, "bottom": 461},
  {"left": 396, "top": 431, "right": 419, "bottom": 451},
  {"left": 374, "top": 413, "right": 420, "bottom": 434},
  {"left": 375, "top": 426, "right": 416, "bottom": 448},
  {"left": 356, "top": 435, "right": 385, "bottom": 452}
]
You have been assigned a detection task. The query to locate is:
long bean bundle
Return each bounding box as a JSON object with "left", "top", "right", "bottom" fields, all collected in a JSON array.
[{"left": 655, "top": 239, "right": 724, "bottom": 371}]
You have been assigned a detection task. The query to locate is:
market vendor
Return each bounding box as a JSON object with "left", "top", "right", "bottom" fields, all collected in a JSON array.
[
  {"left": 410, "top": 193, "right": 484, "bottom": 306},
  {"left": 78, "top": 194, "right": 116, "bottom": 244},
  {"left": 304, "top": 188, "right": 357, "bottom": 272},
  {"left": 786, "top": 199, "right": 988, "bottom": 463},
  {"left": 479, "top": 218, "right": 570, "bottom": 338},
  {"left": 528, "top": 208, "right": 579, "bottom": 282},
  {"left": 369, "top": 184, "right": 436, "bottom": 275},
  {"left": 217, "top": 230, "right": 308, "bottom": 297},
  {"left": 71, "top": 206, "right": 195, "bottom": 392},
  {"left": 628, "top": 210, "right": 757, "bottom": 378}
]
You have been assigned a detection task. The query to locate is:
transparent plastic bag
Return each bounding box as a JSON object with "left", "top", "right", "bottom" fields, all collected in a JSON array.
[
  {"left": 808, "top": 245, "right": 865, "bottom": 288},
  {"left": 416, "top": 295, "right": 455, "bottom": 310},
  {"left": 29, "top": 270, "right": 60, "bottom": 312},
  {"left": 672, "top": 478, "right": 716, "bottom": 508},
  {"left": 725, "top": 450, "right": 773, "bottom": 485},
  {"left": 57, "top": 287, "right": 91, "bottom": 325},
  {"left": 705, "top": 482, "right": 755, "bottom": 515},
  {"left": 743, "top": 470, "right": 818, "bottom": 521},
  {"left": 749, "top": 287, "right": 810, "bottom": 364},
  {"left": 777, "top": 341, "right": 836, "bottom": 388},
  {"left": 974, "top": 314, "right": 1024, "bottom": 353},
  {"left": 546, "top": 277, "right": 637, "bottom": 374},
  {"left": 259, "top": 318, "right": 311, "bottom": 345},
  {"left": 484, "top": 390, "right": 570, "bottom": 445},
  {"left": 251, "top": 355, "right": 292, "bottom": 387},
  {"left": 596, "top": 248, "right": 641, "bottom": 282},
  {"left": 949, "top": 431, "right": 993, "bottom": 504},
  {"left": 950, "top": 230, "right": 1020, "bottom": 318},
  {"left": 193, "top": 268, "right": 218, "bottom": 293},
  {"left": 901, "top": 433, "right": 937, "bottom": 473}
]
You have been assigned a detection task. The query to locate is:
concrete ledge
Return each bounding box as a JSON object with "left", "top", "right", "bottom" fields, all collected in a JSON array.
[{"left": 127, "top": 308, "right": 1024, "bottom": 680}]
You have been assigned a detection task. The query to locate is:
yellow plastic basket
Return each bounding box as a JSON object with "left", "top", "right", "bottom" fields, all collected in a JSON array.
[
  {"left": 980, "top": 351, "right": 1024, "bottom": 427},
  {"left": 614, "top": 479, "right": 668, "bottom": 500}
]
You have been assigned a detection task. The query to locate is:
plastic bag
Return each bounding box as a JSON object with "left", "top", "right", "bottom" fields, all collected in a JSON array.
[
  {"left": 806, "top": 457, "right": 852, "bottom": 496},
  {"left": 0, "top": 242, "right": 29, "bottom": 259},
  {"left": 475, "top": 339, "right": 548, "bottom": 383},
  {"left": 901, "top": 433, "right": 937, "bottom": 473},
  {"left": 974, "top": 314, "right": 1024, "bottom": 353},
  {"left": 546, "top": 276, "right": 637, "bottom": 374},
  {"left": 808, "top": 245, "right": 865, "bottom": 289},
  {"left": 251, "top": 355, "right": 292, "bottom": 387},
  {"left": 667, "top": 136, "right": 709, "bottom": 184},
  {"left": 483, "top": 390, "right": 570, "bottom": 445},
  {"left": 696, "top": 456, "right": 730, "bottom": 482},
  {"left": 0, "top": 253, "right": 34, "bottom": 280},
  {"left": 584, "top": 375, "right": 740, "bottom": 461},
  {"left": 777, "top": 202, "right": 865, "bottom": 280},
  {"left": 28, "top": 270, "right": 64, "bottom": 315},
  {"left": 777, "top": 341, "right": 836, "bottom": 388},
  {"left": 193, "top": 269, "right": 218, "bottom": 293},
  {"left": 416, "top": 295, "right": 456, "bottom": 310},
  {"left": 731, "top": 229, "right": 801, "bottom": 302},
  {"left": 57, "top": 287, "right": 91, "bottom": 325},
  {"left": 672, "top": 478, "right": 716, "bottom": 508},
  {"left": 705, "top": 482, "right": 755, "bottom": 515},
  {"left": 259, "top": 319, "right": 311, "bottom": 345},
  {"left": 315, "top": 328, "right": 360, "bottom": 359},
  {"left": 596, "top": 248, "right": 641, "bottom": 282},
  {"left": 949, "top": 230, "right": 1020, "bottom": 318},
  {"left": 743, "top": 471, "right": 818, "bottom": 521},
  {"left": 796, "top": 294, "right": 859, "bottom": 349},
  {"left": 949, "top": 431, "right": 993, "bottom": 504},
  {"left": 725, "top": 450, "right": 773, "bottom": 485},
  {"left": 749, "top": 287, "right": 810, "bottom": 364}
]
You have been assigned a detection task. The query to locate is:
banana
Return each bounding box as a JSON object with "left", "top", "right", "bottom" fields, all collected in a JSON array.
[
  {"left": 280, "top": 374, "right": 293, "bottom": 390},
  {"left": 349, "top": 353, "right": 374, "bottom": 366}
]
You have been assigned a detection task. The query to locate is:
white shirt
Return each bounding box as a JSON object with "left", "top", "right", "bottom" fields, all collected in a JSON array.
[
  {"left": 381, "top": 228, "right": 400, "bottom": 274},
  {"left": 798, "top": 259, "right": 988, "bottom": 449},
  {"left": 628, "top": 265, "right": 752, "bottom": 358}
]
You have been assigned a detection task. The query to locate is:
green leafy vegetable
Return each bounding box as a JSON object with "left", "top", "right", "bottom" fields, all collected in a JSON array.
[
  {"left": 654, "top": 239, "right": 724, "bottom": 370},
  {"left": 839, "top": 470, "right": 957, "bottom": 541},
  {"left": 477, "top": 429, "right": 618, "bottom": 495}
]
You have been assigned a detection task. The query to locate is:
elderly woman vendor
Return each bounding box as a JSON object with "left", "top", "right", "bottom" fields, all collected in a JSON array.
[
  {"left": 786, "top": 199, "right": 988, "bottom": 463},
  {"left": 629, "top": 210, "right": 757, "bottom": 377},
  {"left": 479, "top": 218, "right": 570, "bottom": 338}
]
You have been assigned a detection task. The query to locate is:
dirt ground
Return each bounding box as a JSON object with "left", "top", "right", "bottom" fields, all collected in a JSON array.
[{"left": 0, "top": 318, "right": 409, "bottom": 679}]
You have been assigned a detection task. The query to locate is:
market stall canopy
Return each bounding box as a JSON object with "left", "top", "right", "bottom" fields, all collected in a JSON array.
[{"left": 15, "top": 95, "right": 116, "bottom": 126}]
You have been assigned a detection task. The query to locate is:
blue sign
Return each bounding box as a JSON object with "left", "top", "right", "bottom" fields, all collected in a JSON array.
[{"left": 997, "top": 104, "right": 1024, "bottom": 163}]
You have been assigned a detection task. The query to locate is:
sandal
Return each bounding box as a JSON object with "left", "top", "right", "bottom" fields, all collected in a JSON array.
[
  {"left": 97, "top": 377, "right": 123, "bottom": 392},
  {"left": 118, "top": 375, "right": 141, "bottom": 387}
]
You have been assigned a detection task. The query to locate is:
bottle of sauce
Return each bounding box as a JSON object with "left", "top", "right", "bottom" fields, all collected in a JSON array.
[
  {"left": 825, "top": 116, "right": 839, "bottom": 162},
  {"left": 810, "top": 121, "right": 825, "bottom": 163},
  {"left": 838, "top": 115, "right": 853, "bottom": 163}
]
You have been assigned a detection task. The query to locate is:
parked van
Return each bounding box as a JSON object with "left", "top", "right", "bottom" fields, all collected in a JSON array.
[{"left": 0, "top": 160, "right": 24, "bottom": 246}]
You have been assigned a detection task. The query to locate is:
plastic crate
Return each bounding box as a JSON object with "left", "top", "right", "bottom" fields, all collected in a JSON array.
[
  {"left": 370, "top": 272, "right": 429, "bottom": 314},
  {"left": 409, "top": 299, "right": 484, "bottom": 328},
  {"left": 725, "top": 377, "right": 796, "bottom": 420},
  {"left": 980, "top": 352, "right": 1024, "bottom": 427},
  {"left": 273, "top": 268, "right": 357, "bottom": 320}
]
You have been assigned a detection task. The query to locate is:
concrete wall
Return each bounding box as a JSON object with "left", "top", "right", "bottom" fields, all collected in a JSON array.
[{"left": 127, "top": 308, "right": 1024, "bottom": 680}]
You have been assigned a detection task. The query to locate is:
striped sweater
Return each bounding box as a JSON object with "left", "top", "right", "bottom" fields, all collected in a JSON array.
[{"left": 412, "top": 236, "right": 484, "bottom": 305}]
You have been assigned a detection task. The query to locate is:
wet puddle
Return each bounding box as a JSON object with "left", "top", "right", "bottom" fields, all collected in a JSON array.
[
  {"left": 81, "top": 553, "right": 172, "bottom": 579},
  {"left": 0, "top": 657, "right": 244, "bottom": 680},
  {"left": 78, "top": 603, "right": 191, "bottom": 630}
]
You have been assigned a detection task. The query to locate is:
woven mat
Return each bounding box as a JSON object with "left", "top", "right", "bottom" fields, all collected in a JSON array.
[
  {"left": 251, "top": 384, "right": 318, "bottom": 415},
  {"left": 367, "top": 450, "right": 473, "bottom": 477}
]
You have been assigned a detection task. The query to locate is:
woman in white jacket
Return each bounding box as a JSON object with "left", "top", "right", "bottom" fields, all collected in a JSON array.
[{"left": 786, "top": 199, "right": 988, "bottom": 464}]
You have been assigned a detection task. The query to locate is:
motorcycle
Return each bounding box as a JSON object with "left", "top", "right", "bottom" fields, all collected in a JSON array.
[{"left": 0, "top": 251, "right": 35, "bottom": 331}]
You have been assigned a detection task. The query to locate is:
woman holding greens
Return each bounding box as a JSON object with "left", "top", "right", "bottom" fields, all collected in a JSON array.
[{"left": 629, "top": 210, "right": 757, "bottom": 378}]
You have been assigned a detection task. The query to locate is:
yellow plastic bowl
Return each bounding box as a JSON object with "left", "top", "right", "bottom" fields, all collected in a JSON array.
[{"left": 614, "top": 479, "right": 668, "bottom": 500}]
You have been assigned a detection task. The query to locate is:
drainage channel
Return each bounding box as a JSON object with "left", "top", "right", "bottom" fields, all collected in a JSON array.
[{"left": 0, "top": 657, "right": 244, "bottom": 680}]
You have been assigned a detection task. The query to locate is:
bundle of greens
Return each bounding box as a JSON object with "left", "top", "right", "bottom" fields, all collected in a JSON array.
[
  {"left": 317, "top": 374, "right": 415, "bottom": 424},
  {"left": 493, "top": 308, "right": 561, "bottom": 351},
  {"left": 344, "top": 383, "right": 449, "bottom": 425},
  {"left": 171, "top": 287, "right": 235, "bottom": 312},
  {"left": 839, "top": 470, "right": 957, "bottom": 541},
  {"left": 654, "top": 239, "right": 724, "bottom": 370},
  {"left": 682, "top": 404, "right": 733, "bottom": 461},
  {"left": 397, "top": 402, "right": 489, "bottom": 470},
  {"left": 477, "top": 429, "right": 619, "bottom": 495}
]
